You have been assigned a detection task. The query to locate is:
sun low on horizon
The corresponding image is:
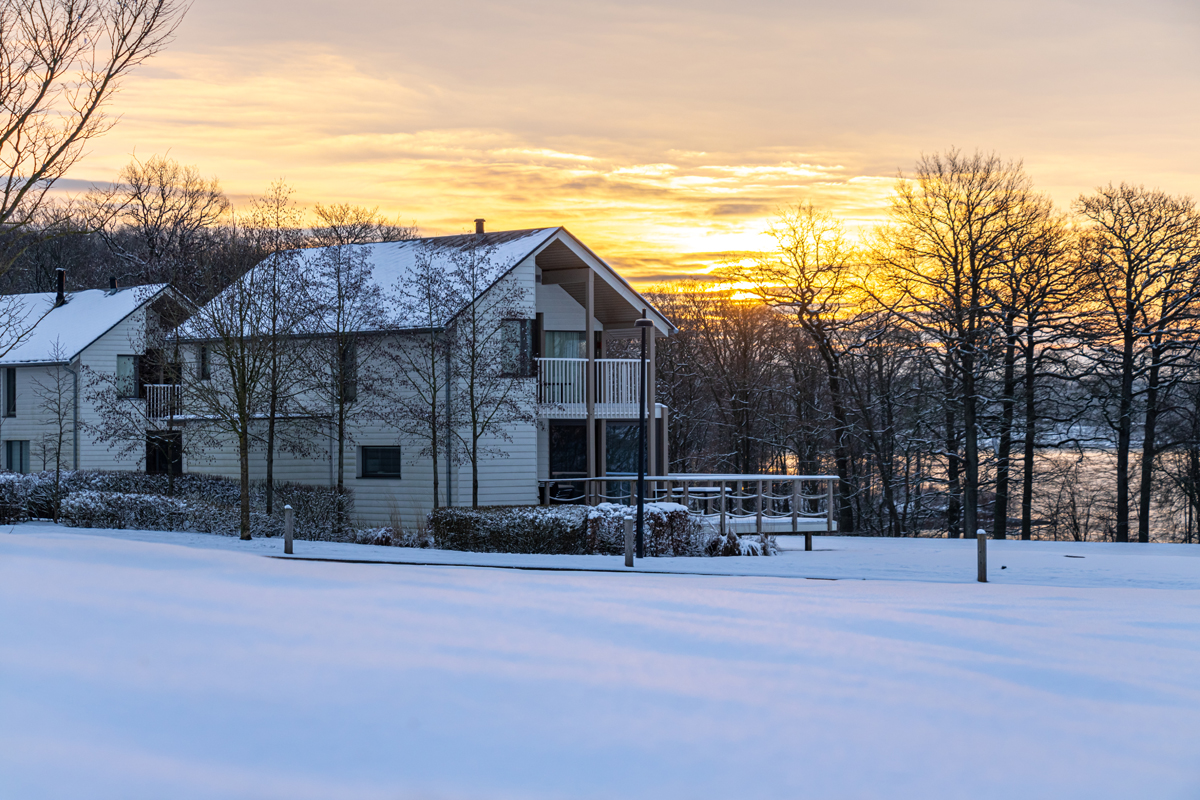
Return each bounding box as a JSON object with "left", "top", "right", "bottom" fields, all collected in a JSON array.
[{"left": 62, "top": 0, "right": 1200, "bottom": 286}]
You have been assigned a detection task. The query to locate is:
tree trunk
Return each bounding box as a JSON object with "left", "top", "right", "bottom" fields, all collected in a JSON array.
[
  {"left": 962, "top": 353, "right": 979, "bottom": 539},
  {"left": 945, "top": 373, "right": 962, "bottom": 538},
  {"left": 823, "top": 352, "right": 855, "bottom": 534},
  {"left": 1115, "top": 321, "right": 1135, "bottom": 543},
  {"left": 1137, "top": 350, "right": 1162, "bottom": 544},
  {"left": 238, "top": 427, "right": 251, "bottom": 540},
  {"left": 1021, "top": 325, "right": 1036, "bottom": 540},
  {"left": 992, "top": 319, "right": 1017, "bottom": 539}
]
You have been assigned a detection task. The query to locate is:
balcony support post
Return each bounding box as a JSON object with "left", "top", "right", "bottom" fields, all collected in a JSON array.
[
  {"left": 647, "top": 327, "right": 656, "bottom": 487},
  {"left": 585, "top": 271, "right": 596, "bottom": 505}
]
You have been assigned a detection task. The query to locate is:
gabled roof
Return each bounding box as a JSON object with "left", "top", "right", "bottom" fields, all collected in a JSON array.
[
  {"left": 0, "top": 284, "right": 171, "bottom": 366},
  {"left": 184, "top": 227, "right": 675, "bottom": 336}
]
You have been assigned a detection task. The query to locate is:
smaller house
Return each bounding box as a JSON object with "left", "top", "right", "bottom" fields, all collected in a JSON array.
[{"left": 0, "top": 272, "right": 184, "bottom": 474}]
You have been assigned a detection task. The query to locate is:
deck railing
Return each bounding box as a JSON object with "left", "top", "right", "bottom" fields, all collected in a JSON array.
[
  {"left": 538, "top": 474, "right": 839, "bottom": 546},
  {"left": 536, "top": 358, "right": 647, "bottom": 417},
  {"left": 145, "top": 383, "right": 182, "bottom": 418}
]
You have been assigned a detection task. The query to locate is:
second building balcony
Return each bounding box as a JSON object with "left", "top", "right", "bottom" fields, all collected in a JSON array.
[{"left": 537, "top": 358, "right": 647, "bottom": 419}]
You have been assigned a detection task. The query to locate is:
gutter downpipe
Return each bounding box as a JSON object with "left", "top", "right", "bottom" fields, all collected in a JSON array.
[
  {"left": 64, "top": 359, "right": 80, "bottom": 469},
  {"left": 445, "top": 341, "right": 453, "bottom": 508}
]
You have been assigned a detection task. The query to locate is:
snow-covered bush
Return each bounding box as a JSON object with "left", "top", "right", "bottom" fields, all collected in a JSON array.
[
  {"left": 0, "top": 472, "right": 38, "bottom": 514},
  {"left": 60, "top": 491, "right": 190, "bottom": 530},
  {"left": 429, "top": 505, "right": 591, "bottom": 554},
  {"left": 348, "top": 527, "right": 434, "bottom": 548},
  {"left": 586, "top": 502, "right": 711, "bottom": 556},
  {"left": 704, "top": 531, "right": 776, "bottom": 556}
]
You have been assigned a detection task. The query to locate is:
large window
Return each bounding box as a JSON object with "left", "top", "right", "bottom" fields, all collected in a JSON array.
[
  {"left": 116, "top": 355, "right": 138, "bottom": 398},
  {"left": 544, "top": 331, "right": 586, "bottom": 360},
  {"left": 5, "top": 440, "right": 29, "bottom": 473},
  {"left": 146, "top": 431, "right": 182, "bottom": 475},
  {"left": 501, "top": 319, "right": 535, "bottom": 377},
  {"left": 340, "top": 338, "right": 358, "bottom": 403},
  {"left": 3, "top": 367, "right": 14, "bottom": 417},
  {"left": 361, "top": 446, "right": 402, "bottom": 478}
]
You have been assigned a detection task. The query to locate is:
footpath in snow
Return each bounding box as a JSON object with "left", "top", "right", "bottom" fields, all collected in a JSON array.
[
  {"left": 17, "top": 519, "right": 1200, "bottom": 589},
  {"left": 1, "top": 523, "right": 1198, "bottom": 800}
]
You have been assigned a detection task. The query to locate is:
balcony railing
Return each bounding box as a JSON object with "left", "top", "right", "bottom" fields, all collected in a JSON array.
[
  {"left": 145, "top": 383, "right": 182, "bottom": 419},
  {"left": 536, "top": 358, "right": 648, "bottom": 418}
]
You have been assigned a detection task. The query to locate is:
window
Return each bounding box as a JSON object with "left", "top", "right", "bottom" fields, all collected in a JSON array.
[
  {"left": 340, "top": 338, "right": 358, "bottom": 403},
  {"left": 146, "top": 431, "right": 182, "bottom": 476},
  {"left": 199, "top": 346, "right": 211, "bottom": 380},
  {"left": 116, "top": 355, "right": 138, "bottom": 398},
  {"left": 544, "top": 331, "right": 586, "bottom": 360},
  {"left": 501, "top": 319, "right": 535, "bottom": 377},
  {"left": 5, "top": 440, "right": 29, "bottom": 473},
  {"left": 3, "top": 368, "right": 14, "bottom": 417},
  {"left": 361, "top": 446, "right": 402, "bottom": 478}
]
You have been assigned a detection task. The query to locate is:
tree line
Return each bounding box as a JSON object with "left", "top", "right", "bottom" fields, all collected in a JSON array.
[{"left": 653, "top": 150, "right": 1200, "bottom": 543}]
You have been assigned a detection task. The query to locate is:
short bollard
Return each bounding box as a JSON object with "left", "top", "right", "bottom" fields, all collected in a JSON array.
[
  {"left": 976, "top": 527, "right": 986, "bottom": 583},
  {"left": 624, "top": 515, "right": 635, "bottom": 568},
  {"left": 805, "top": 531, "right": 813, "bottom": 552},
  {"left": 284, "top": 504, "right": 294, "bottom": 555}
]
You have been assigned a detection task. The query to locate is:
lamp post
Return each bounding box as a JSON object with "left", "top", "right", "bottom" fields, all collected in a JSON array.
[{"left": 635, "top": 310, "right": 653, "bottom": 558}]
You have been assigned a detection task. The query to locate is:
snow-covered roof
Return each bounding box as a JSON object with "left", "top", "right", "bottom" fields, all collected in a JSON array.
[
  {"left": 0, "top": 285, "right": 170, "bottom": 366},
  {"left": 183, "top": 227, "right": 675, "bottom": 338}
]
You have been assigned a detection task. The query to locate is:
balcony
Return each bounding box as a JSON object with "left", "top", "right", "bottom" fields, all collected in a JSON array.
[
  {"left": 145, "top": 384, "right": 183, "bottom": 419},
  {"left": 537, "top": 358, "right": 647, "bottom": 419}
]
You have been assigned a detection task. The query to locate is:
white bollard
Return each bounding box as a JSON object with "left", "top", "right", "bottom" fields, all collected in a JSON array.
[
  {"left": 284, "top": 504, "right": 294, "bottom": 555},
  {"left": 976, "top": 527, "right": 986, "bottom": 583},
  {"left": 624, "top": 515, "right": 635, "bottom": 568}
]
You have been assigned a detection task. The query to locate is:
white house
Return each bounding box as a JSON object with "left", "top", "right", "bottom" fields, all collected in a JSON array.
[
  {"left": 0, "top": 273, "right": 185, "bottom": 474},
  {"left": 170, "top": 225, "right": 677, "bottom": 527}
]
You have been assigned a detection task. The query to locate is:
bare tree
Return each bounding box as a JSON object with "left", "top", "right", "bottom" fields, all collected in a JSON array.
[
  {"left": 87, "top": 153, "right": 230, "bottom": 297},
  {"left": 1075, "top": 184, "right": 1200, "bottom": 543},
  {"left": 0, "top": 0, "right": 186, "bottom": 256},
  {"left": 244, "top": 181, "right": 307, "bottom": 515},
  {"left": 382, "top": 243, "right": 459, "bottom": 510},
  {"left": 872, "top": 150, "right": 1043, "bottom": 538},
  {"left": 442, "top": 239, "right": 536, "bottom": 507},
  {"left": 32, "top": 339, "right": 72, "bottom": 518},
  {"left": 734, "top": 203, "right": 860, "bottom": 531},
  {"left": 182, "top": 258, "right": 278, "bottom": 539}
]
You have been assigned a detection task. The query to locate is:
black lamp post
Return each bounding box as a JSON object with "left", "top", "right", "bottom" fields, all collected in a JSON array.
[{"left": 635, "top": 310, "right": 653, "bottom": 558}]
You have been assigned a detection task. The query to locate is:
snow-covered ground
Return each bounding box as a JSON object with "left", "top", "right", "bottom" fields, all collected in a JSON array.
[{"left": 2, "top": 523, "right": 1198, "bottom": 799}]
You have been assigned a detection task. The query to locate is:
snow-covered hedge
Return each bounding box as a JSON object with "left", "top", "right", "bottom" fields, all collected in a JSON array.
[
  {"left": 60, "top": 491, "right": 190, "bottom": 531},
  {"left": 429, "top": 505, "right": 591, "bottom": 554},
  {"left": 429, "top": 502, "right": 774, "bottom": 557},
  {"left": 585, "top": 503, "right": 710, "bottom": 556}
]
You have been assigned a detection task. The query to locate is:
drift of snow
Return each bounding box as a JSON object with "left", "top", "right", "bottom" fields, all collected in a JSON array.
[{"left": 1, "top": 524, "right": 1198, "bottom": 800}]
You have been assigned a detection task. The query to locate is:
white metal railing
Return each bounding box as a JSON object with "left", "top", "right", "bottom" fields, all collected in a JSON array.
[
  {"left": 536, "top": 358, "right": 647, "bottom": 416},
  {"left": 538, "top": 474, "right": 839, "bottom": 546},
  {"left": 145, "top": 383, "right": 182, "bottom": 418},
  {"left": 537, "top": 358, "right": 587, "bottom": 406}
]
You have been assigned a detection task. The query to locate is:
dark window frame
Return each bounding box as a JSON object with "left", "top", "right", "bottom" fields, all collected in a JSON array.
[
  {"left": 116, "top": 354, "right": 139, "bottom": 399},
  {"left": 146, "top": 431, "right": 183, "bottom": 476},
  {"left": 199, "top": 346, "right": 211, "bottom": 380},
  {"left": 3, "top": 367, "right": 14, "bottom": 417},
  {"left": 501, "top": 318, "right": 536, "bottom": 378},
  {"left": 360, "top": 446, "right": 403, "bottom": 479}
]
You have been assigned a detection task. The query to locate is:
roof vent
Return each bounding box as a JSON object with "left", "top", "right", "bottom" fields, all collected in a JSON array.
[
  {"left": 54, "top": 268, "right": 65, "bottom": 307},
  {"left": 474, "top": 218, "right": 485, "bottom": 235}
]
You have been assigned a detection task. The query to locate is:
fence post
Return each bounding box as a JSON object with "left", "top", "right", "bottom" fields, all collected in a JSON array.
[
  {"left": 720, "top": 481, "right": 727, "bottom": 537},
  {"left": 977, "top": 528, "right": 987, "bottom": 583},
  {"left": 284, "top": 504, "right": 294, "bottom": 555},
  {"left": 624, "top": 514, "right": 635, "bottom": 568},
  {"left": 756, "top": 479, "right": 763, "bottom": 536},
  {"left": 826, "top": 479, "right": 834, "bottom": 534}
]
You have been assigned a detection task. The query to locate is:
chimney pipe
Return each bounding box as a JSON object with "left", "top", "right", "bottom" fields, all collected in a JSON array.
[
  {"left": 54, "top": 269, "right": 65, "bottom": 307},
  {"left": 474, "top": 218, "right": 485, "bottom": 235},
  {"left": 109, "top": 276, "right": 117, "bottom": 291}
]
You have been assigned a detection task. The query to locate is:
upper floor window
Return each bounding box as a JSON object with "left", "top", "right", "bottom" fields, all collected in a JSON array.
[
  {"left": 199, "top": 346, "right": 211, "bottom": 380},
  {"left": 544, "top": 331, "right": 586, "bottom": 360},
  {"left": 4, "top": 367, "right": 14, "bottom": 417},
  {"left": 501, "top": 319, "right": 535, "bottom": 377},
  {"left": 340, "top": 338, "right": 358, "bottom": 403},
  {"left": 116, "top": 355, "right": 138, "bottom": 398}
]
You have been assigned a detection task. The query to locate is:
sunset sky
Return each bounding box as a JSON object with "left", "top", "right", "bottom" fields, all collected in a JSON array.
[{"left": 67, "top": 0, "right": 1200, "bottom": 283}]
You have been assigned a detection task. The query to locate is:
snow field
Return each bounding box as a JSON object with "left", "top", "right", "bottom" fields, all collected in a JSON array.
[{"left": 1, "top": 526, "right": 1198, "bottom": 799}]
